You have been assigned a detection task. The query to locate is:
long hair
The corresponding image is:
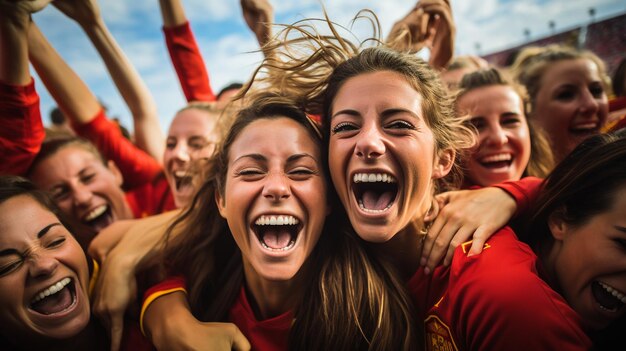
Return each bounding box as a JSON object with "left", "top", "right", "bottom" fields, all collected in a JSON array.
[
  {"left": 163, "top": 91, "right": 420, "bottom": 350},
  {"left": 456, "top": 67, "right": 555, "bottom": 179},
  {"left": 527, "top": 128, "right": 626, "bottom": 248}
]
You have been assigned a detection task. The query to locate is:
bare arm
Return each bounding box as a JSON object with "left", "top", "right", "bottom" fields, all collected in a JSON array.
[
  {"left": 53, "top": 0, "right": 165, "bottom": 160},
  {"left": 240, "top": 0, "right": 274, "bottom": 56}
]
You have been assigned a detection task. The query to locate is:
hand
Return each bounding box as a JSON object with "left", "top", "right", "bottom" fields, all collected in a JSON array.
[
  {"left": 91, "top": 250, "right": 137, "bottom": 351},
  {"left": 88, "top": 219, "right": 135, "bottom": 264},
  {"left": 420, "top": 187, "right": 517, "bottom": 273},
  {"left": 240, "top": 0, "right": 273, "bottom": 45},
  {"left": 146, "top": 292, "right": 251, "bottom": 351},
  {"left": 423, "top": 0, "right": 455, "bottom": 69},
  {"left": 52, "top": 0, "right": 101, "bottom": 25}
]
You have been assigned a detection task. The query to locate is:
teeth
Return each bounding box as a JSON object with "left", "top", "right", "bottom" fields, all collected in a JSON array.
[
  {"left": 255, "top": 215, "right": 299, "bottom": 226},
  {"left": 31, "top": 277, "right": 72, "bottom": 304},
  {"left": 599, "top": 281, "right": 626, "bottom": 304},
  {"left": 174, "top": 170, "right": 188, "bottom": 178},
  {"left": 480, "top": 153, "right": 512, "bottom": 163},
  {"left": 353, "top": 173, "right": 396, "bottom": 183},
  {"left": 84, "top": 205, "right": 107, "bottom": 222},
  {"left": 259, "top": 240, "right": 296, "bottom": 251},
  {"left": 571, "top": 122, "right": 598, "bottom": 131}
]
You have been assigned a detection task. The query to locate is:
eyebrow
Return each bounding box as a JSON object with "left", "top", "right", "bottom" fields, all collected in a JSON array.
[
  {"left": 331, "top": 109, "right": 360, "bottom": 120},
  {"left": 233, "top": 153, "right": 266, "bottom": 163},
  {"left": 286, "top": 153, "right": 317, "bottom": 164},
  {"left": 0, "top": 223, "right": 61, "bottom": 257}
]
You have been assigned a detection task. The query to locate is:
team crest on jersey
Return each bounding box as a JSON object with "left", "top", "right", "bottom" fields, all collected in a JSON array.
[{"left": 424, "top": 315, "right": 458, "bottom": 351}]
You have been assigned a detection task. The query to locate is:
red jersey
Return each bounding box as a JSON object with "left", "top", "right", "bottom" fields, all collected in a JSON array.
[
  {"left": 0, "top": 79, "right": 45, "bottom": 176},
  {"left": 163, "top": 22, "right": 216, "bottom": 102},
  {"left": 408, "top": 227, "right": 592, "bottom": 351}
]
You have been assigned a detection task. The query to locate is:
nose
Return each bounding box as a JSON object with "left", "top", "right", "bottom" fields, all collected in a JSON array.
[
  {"left": 72, "top": 183, "right": 93, "bottom": 208},
  {"left": 262, "top": 173, "right": 291, "bottom": 202},
  {"left": 484, "top": 123, "right": 508, "bottom": 147},
  {"left": 355, "top": 123, "right": 385, "bottom": 161},
  {"left": 28, "top": 252, "right": 59, "bottom": 278},
  {"left": 172, "top": 143, "right": 191, "bottom": 163},
  {"left": 578, "top": 89, "right": 600, "bottom": 118}
]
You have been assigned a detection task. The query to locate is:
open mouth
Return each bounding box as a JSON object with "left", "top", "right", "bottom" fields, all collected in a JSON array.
[
  {"left": 29, "top": 278, "right": 77, "bottom": 316},
  {"left": 478, "top": 153, "right": 513, "bottom": 170},
  {"left": 252, "top": 215, "right": 302, "bottom": 251},
  {"left": 352, "top": 172, "right": 398, "bottom": 213},
  {"left": 569, "top": 122, "right": 599, "bottom": 136},
  {"left": 173, "top": 171, "right": 193, "bottom": 191},
  {"left": 592, "top": 281, "right": 626, "bottom": 312},
  {"left": 82, "top": 205, "right": 113, "bottom": 232}
]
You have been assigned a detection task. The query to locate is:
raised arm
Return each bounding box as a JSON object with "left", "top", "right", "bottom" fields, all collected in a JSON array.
[
  {"left": 159, "top": 0, "right": 215, "bottom": 102},
  {"left": 53, "top": 0, "right": 165, "bottom": 161},
  {"left": 240, "top": 0, "right": 274, "bottom": 56},
  {"left": 386, "top": 0, "right": 455, "bottom": 70},
  {"left": 0, "top": 0, "right": 49, "bottom": 175},
  {"left": 28, "top": 22, "right": 162, "bottom": 189}
]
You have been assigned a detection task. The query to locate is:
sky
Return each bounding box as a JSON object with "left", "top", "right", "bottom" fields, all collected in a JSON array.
[{"left": 31, "top": 0, "right": 626, "bottom": 134}]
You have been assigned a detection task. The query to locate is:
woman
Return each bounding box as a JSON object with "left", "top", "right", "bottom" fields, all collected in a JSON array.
[
  {"left": 0, "top": 175, "right": 152, "bottom": 351},
  {"left": 147, "top": 92, "right": 419, "bottom": 350},
  {"left": 525, "top": 129, "right": 626, "bottom": 350},
  {"left": 513, "top": 44, "right": 610, "bottom": 163},
  {"left": 455, "top": 67, "right": 554, "bottom": 187}
]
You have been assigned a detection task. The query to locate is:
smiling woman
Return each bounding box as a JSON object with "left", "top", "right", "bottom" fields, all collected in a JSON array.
[{"left": 0, "top": 176, "right": 101, "bottom": 350}]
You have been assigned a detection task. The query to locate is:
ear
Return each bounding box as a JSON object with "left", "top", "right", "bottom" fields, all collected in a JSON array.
[
  {"left": 548, "top": 210, "right": 568, "bottom": 240},
  {"left": 432, "top": 148, "right": 455, "bottom": 179},
  {"left": 107, "top": 160, "right": 124, "bottom": 187},
  {"left": 214, "top": 188, "right": 227, "bottom": 219}
]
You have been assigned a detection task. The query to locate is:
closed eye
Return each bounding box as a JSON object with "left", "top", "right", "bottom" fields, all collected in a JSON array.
[
  {"left": 0, "top": 260, "right": 23, "bottom": 277},
  {"left": 331, "top": 122, "right": 358, "bottom": 134},
  {"left": 385, "top": 120, "right": 415, "bottom": 130}
]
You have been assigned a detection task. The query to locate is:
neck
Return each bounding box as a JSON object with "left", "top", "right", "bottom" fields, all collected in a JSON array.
[
  {"left": 375, "top": 219, "right": 425, "bottom": 280},
  {"left": 536, "top": 240, "right": 561, "bottom": 293},
  {"left": 242, "top": 262, "right": 301, "bottom": 320}
]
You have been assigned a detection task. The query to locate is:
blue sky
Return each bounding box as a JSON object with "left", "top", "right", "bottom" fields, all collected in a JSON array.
[{"left": 31, "top": 0, "right": 626, "bottom": 134}]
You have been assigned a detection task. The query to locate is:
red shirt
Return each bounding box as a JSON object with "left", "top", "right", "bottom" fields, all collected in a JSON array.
[
  {"left": 163, "top": 22, "right": 216, "bottom": 102},
  {"left": 0, "top": 79, "right": 45, "bottom": 176},
  {"left": 408, "top": 227, "right": 592, "bottom": 351}
]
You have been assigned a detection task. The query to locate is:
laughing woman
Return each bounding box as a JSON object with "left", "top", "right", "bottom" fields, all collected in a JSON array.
[{"left": 145, "top": 92, "right": 419, "bottom": 350}]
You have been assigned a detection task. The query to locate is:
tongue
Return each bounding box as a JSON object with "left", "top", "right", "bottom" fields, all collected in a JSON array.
[
  {"left": 362, "top": 190, "right": 394, "bottom": 211},
  {"left": 31, "top": 286, "right": 73, "bottom": 315},
  {"left": 262, "top": 228, "right": 292, "bottom": 249},
  {"left": 89, "top": 212, "right": 113, "bottom": 233}
]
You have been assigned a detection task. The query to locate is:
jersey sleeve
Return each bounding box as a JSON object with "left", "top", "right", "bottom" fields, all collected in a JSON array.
[
  {"left": 491, "top": 176, "right": 543, "bottom": 218},
  {"left": 163, "top": 22, "right": 215, "bottom": 102},
  {"left": 71, "top": 110, "right": 162, "bottom": 190},
  {"left": 140, "top": 275, "right": 187, "bottom": 336},
  {"left": 0, "top": 79, "right": 45, "bottom": 176}
]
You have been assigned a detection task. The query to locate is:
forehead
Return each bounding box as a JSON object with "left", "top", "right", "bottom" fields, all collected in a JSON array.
[
  {"left": 0, "top": 195, "right": 57, "bottom": 245},
  {"left": 31, "top": 146, "right": 103, "bottom": 182},
  {"left": 458, "top": 85, "right": 523, "bottom": 113},
  {"left": 541, "top": 58, "right": 601, "bottom": 86},
  {"left": 168, "top": 109, "right": 218, "bottom": 137},
  {"left": 228, "top": 118, "right": 320, "bottom": 161},
  {"left": 332, "top": 71, "right": 422, "bottom": 113}
]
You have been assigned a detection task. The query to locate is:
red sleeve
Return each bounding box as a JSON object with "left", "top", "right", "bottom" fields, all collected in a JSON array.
[
  {"left": 0, "top": 79, "right": 45, "bottom": 176},
  {"left": 71, "top": 111, "right": 162, "bottom": 190},
  {"left": 140, "top": 276, "right": 187, "bottom": 336},
  {"left": 491, "top": 176, "right": 543, "bottom": 218},
  {"left": 163, "top": 22, "right": 215, "bottom": 102}
]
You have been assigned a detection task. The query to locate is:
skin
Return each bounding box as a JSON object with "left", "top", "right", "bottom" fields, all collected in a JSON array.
[
  {"left": 0, "top": 195, "right": 90, "bottom": 345},
  {"left": 457, "top": 85, "right": 531, "bottom": 187},
  {"left": 328, "top": 70, "right": 453, "bottom": 275},
  {"left": 216, "top": 117, "right": 327, "bottom": 319},
  {"left": 29, "top": 146, "right": 133, "bottom": 233},
  {"left": 164, "top": 108, "right": 220, "bottom": 208},
  {"left": 532, "top": 58, "right": 608, "bottom": 162},
  {"left": 546, "top": 186, "right": 626, "bottom": 331}
]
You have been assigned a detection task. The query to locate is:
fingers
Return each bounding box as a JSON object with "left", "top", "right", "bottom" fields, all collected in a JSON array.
[{"left": 108, "top": 313, "right": 124, "bottom": 351}]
